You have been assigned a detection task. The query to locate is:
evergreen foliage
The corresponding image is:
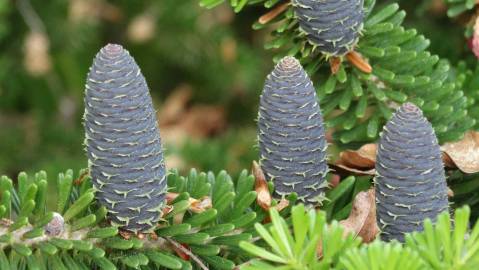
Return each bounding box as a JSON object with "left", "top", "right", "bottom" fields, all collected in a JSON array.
[
  {"left": 200, "top": 0, "right": 475, "bottom": 144},
  {"left": 445, "top": 0, "right": 477, "bottom": 17},
  {"left": 240, "top": 204, "right": 479, "bottom": 269},
  {"left": 0, "top": 168, "right": 270, "bottom": 269},
  {"left": 2, "top": 1, "right": 479, "bottom": 269},
  {"left": 240, "top": 204, "right": 361, "bottom": 269}
]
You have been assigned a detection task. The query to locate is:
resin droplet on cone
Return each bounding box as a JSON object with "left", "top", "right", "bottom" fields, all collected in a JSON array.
[
  {"left": 84, "top": 44, "right": 166, "bottom": 233},
  {"left": 258, "top": 56, "right": 328, "bottom": 204},
  {"left": 375, "top": 103, "right": 448, "bottom": 242},
  {"left": 292, "top": 0, "right": 365, "bottom": 56}
]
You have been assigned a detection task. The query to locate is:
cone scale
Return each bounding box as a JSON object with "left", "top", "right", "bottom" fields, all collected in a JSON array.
[
  {"left": 375, "top": 103, "right": 449, "bottom": 242},
  {"left": 84, "top": 44, "right": 166, "bottom": 233},
  {"left": 258, "top": 56, "right": 328, "bottom": 204},
  {"left": 292, "top": 0, "right": 365, "bottom": 56}
]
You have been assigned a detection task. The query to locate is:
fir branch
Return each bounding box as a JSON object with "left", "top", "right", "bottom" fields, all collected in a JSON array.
[{"left": 199, "top": 0, "right": 475, "bottom": 144}]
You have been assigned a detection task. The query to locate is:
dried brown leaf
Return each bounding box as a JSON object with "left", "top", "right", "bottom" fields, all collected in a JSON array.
[
  {"left": 334, "top": 135, "right": 478, "bottom": 175},
  {"left": 441, "top": 131, "right": 479, "bottom": 173},
  {"left": 339, "top": 189, "right": 379, "bottom": 243},
  {"left": 333, "top": 144, "right": 377, "bottom": 176},
  {"left": 330, "top": 164, "right": 376, "bottom": 176},
  {"left": 252, "top": 161, "right": 272, "bottom": 211},
  {"left": 338, "top": 143, "right": 377, "bottom": 168}
]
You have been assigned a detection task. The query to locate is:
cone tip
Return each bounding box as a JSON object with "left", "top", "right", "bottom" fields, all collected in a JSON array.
[
  {"left": 102, "top": 43, "right": 124, "bottom": 57},
  {"left": 277, "top": 56, "right": 300, "bottom": 70},
  {"left": 400, "top": 102, "right": 422, "bottom": 115}
]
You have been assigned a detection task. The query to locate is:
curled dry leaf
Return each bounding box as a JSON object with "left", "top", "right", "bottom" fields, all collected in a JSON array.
[
  {"left": 252, "top": 161, "right": 272, "bottom": 211},
  {"left": 333, "top": 164, "right": 376, "bottom": 176},
  {"left": 338, "top": 143, "right": 377, "bottom": 168},
  {"left": 441, "top": 131, "right": 479, "bottom": 174},
  {"left": 334, "top": 136, "right": 477, "bottom": 175},
  {"left": 339, "top": 189, "right": 379, "bottom": 243},
  {"left": 334, "top": 143, "right": 377, "bottom": 175}
]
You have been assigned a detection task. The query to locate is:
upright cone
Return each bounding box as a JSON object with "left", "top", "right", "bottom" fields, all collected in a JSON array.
[
  {"left": 84, "top": 44, "right": 166, "bottom": 233},
  {"left": 258, "top": 56, "right": 328, "bottom": 204},
  {"left": 292, "top": 0, "right": 365, "bottom": 56},
  {"left": 375, "top": 103, "right": 448, "bottom": 242}
]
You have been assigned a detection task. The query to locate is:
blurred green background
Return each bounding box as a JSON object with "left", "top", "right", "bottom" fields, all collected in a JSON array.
[{"left": 0, "top": 0, "right": 470, "bottom": 179}]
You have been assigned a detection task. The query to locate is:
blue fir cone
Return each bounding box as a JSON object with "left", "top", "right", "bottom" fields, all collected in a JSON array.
[
  {"left": 375, "top": 103, "right": 449, "bottom": 242},
  {"left": 258, "top": 56, "right": 329, "bottom": 204},
  {"left": 292, "top": 0, "right": 365, "bottom": 56},
  {"left": 84, "top": 44, "right": 166, "bottom": 233}
]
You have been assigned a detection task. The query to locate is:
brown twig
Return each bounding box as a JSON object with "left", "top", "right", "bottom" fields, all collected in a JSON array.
[
  {"left": 165, "top": 237, "right": 208, "bottom": 270},
  {"left": 258, "top": 1, "right": 290, "bottom": 24}
]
